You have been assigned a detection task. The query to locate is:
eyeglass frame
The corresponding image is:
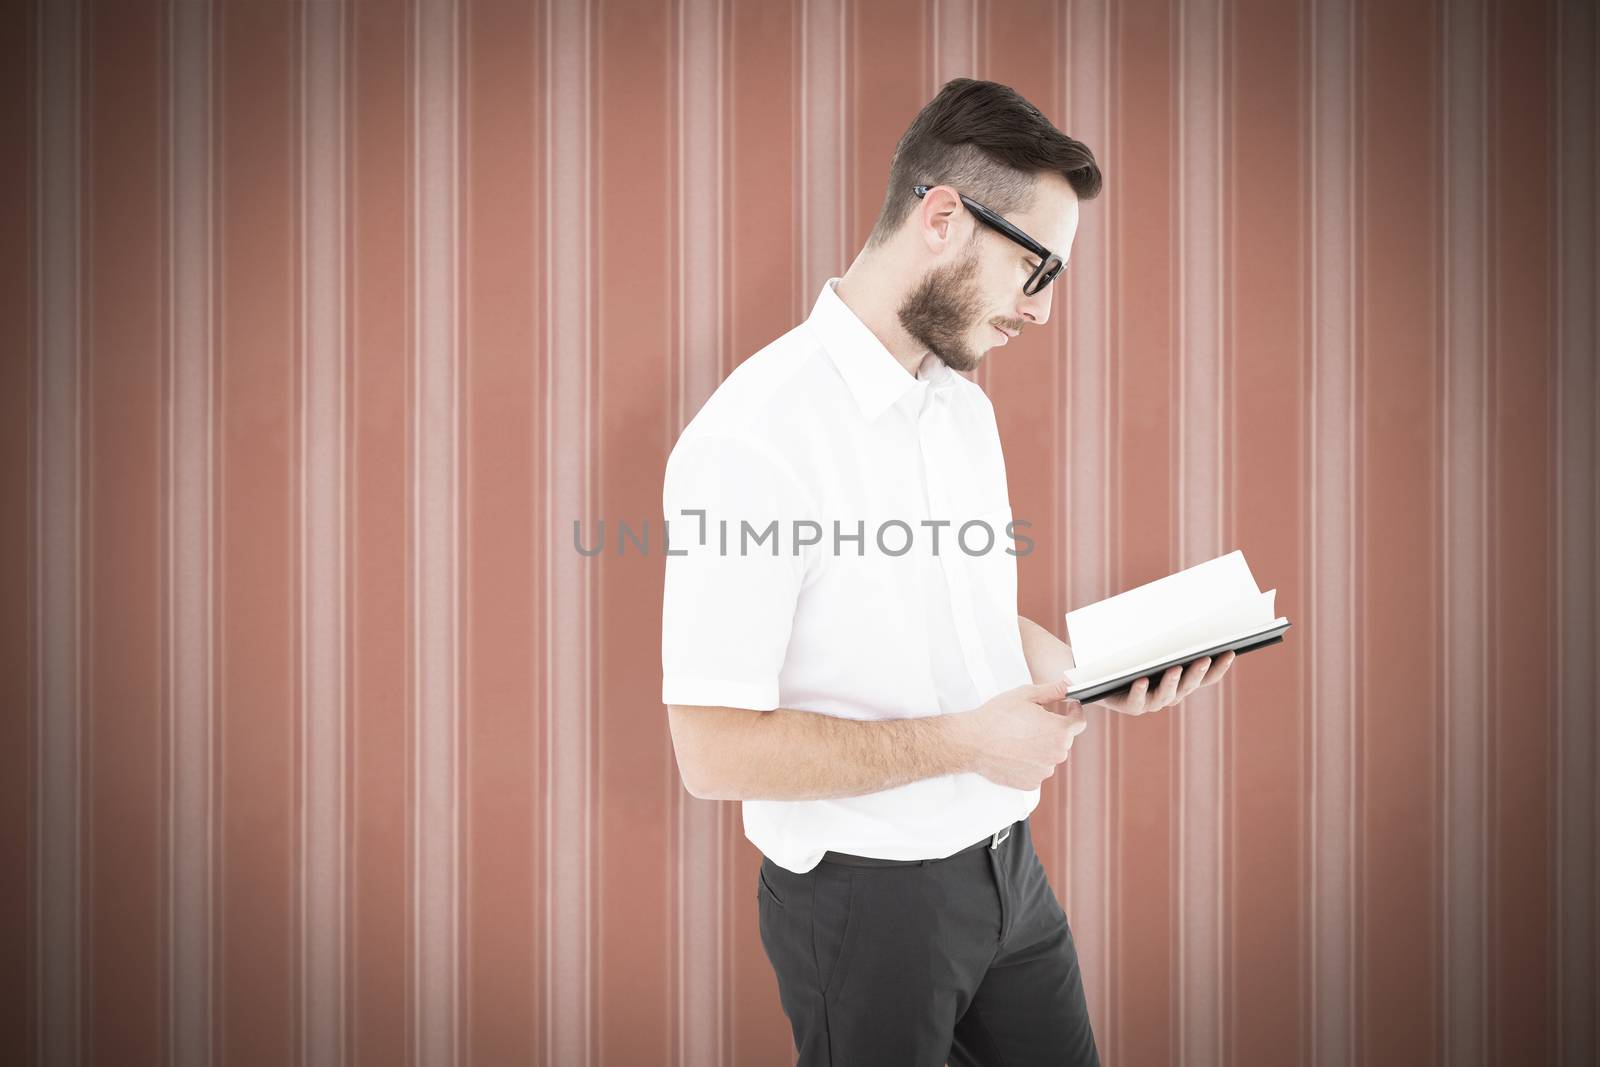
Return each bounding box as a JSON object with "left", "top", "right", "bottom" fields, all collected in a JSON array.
[{"left": 912, "top": 183, "right": 1064, "bottom": 296}]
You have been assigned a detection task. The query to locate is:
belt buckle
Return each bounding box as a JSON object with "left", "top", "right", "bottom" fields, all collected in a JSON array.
[{"left": 989, "top": 824, "right": 1011, "bottom": 850}]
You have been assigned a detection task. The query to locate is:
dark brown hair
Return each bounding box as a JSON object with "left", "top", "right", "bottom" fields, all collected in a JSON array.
[{"left": 863, "top": 78, "right": 1101, "bottom": 252}]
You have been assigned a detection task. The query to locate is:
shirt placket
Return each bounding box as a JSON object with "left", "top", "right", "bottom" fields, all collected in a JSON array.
[{"left": 917, "top": 389, "right": 1000, "bottom": 701}]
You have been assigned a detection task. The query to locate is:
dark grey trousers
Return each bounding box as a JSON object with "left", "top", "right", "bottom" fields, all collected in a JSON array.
[{"left": 756, "top": 815, "right": 1101, "bottom": 1066}]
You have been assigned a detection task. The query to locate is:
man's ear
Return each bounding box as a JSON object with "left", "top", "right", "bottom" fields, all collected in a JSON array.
[{"left": 918, "top": 186, "right": 965, "bottom": 251}]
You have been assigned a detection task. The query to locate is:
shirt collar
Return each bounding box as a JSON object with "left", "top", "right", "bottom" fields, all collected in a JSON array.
[{"left": 806, "top": 276, "right": 958, "bottom": 421}]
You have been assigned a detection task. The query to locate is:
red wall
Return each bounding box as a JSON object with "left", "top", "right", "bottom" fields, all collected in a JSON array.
[{"left": 3, "top": 1, "right": 1595, "bottom": 1065}]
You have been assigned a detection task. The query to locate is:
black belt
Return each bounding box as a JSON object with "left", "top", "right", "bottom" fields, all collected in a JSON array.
[{"left": 819, "top": 820, "right": 1016, "bottom": 868}]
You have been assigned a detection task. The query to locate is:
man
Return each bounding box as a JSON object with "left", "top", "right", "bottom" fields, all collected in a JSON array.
[{"left": 660, "top": 78, "right": 1233, "bottom": 1066}]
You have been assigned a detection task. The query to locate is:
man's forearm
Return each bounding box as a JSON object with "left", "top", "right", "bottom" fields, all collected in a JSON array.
[
  {"left": 694, "top": 705, "right": 974, "bottom": 802},
  {"left": 1018, "top": 614, "right": 1075, "bottom": 684}
]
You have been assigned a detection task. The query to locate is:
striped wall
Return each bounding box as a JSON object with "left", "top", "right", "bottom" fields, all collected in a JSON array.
[{"left": 2, "top": 1, "right": 1595, "bottom": 1066}]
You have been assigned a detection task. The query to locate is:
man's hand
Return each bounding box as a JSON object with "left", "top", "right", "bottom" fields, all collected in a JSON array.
[
  {"left": 955, "top": 679, "right": 1089, "bottom": 791},
  {"left": 1086, "top": 650, "right": 1236, "bottom": 717}
]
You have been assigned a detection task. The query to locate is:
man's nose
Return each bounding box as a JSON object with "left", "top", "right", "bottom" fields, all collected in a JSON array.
[{"left": 1017, "top": 285, "right": 1052, "bottom": 327}]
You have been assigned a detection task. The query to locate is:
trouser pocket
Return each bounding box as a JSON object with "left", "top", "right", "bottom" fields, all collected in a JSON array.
[
  {"left": 757, "top": 858, "right": 787, "bottom": 907},
  {"left": 809, "top": 863, "right": 860, "bottom": 1005}
]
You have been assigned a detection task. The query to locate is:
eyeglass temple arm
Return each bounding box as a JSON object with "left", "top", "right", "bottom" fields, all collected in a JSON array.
[{"left": 913, "top": 184, "right": 1059, "bottom": 283}]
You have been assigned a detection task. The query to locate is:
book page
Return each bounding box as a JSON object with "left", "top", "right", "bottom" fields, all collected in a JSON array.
[
  {"left": 1064, "top": 589, "right": 1278, "bottom": 686},
  {"left": 1065, "top": 549, "right": 1261, "bottom": 666}
]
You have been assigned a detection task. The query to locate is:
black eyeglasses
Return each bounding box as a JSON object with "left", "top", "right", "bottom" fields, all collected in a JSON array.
[{"left": 913, "top": 184, "right": 1064, "bottom": 296}]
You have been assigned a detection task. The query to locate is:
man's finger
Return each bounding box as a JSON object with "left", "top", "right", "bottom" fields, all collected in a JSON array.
[
  {"left": 1199, "top": 651, "right": 1236, "bottom": 686},
  {"left": 1176, "top": 657, "right": 1212, "bottom": 700},
  {"left": 1028, "top": 678, "right": 1071, "bottom": 703},
  {"left": 1105, "top": 676, "right": 1149, "bottom": 714},
  {"left": 1153, "top": 665, "right": 1182, "bottom": 709},
  {"left": 1090, "top": 676, "right": 1145, "bottom": 715}
]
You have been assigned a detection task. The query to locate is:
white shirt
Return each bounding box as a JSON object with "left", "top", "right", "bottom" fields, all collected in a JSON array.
[{"left": 660, "top": 276, "right": 1038, "bottom": 874}]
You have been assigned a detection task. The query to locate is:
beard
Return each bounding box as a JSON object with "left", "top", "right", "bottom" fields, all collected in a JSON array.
[{"left": 894, "top": 235, "right": 989, "bottom": 374}]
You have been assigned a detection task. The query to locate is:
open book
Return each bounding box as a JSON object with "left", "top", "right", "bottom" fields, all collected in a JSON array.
[{"left": 1062, "top": 549, "right": 1290, "bottom": 703}]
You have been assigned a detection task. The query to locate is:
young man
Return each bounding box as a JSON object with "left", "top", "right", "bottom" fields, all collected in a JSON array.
[{"left": 660, "top": 77, "right": 1233, "bottom": 1066}]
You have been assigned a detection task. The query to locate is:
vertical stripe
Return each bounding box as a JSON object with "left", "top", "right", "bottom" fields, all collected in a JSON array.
[
  {"left": 929, "top": 0, "right": 979, "bottom": 102},
  {"left": 1554, "top": 2, "right": 1598, "bottom": 1064},
  {"left": 461, "top": 0, "right": 543, "bottom": 1061},
  {"left": 674, "top": 0, "right": 726, "bottom": 1064},
  {"left": 347, "top": 5, "right": 411, "bottom": 1061},
  {"left": 1441, "top": 0, "right": 1490, "bottom": 1062},
  {"left": 300, "top": 2, "right": 348, "bottom": 1065},
  {"left": 1308, "top": 0, "right": 1357, "bottom": 1063},
  {"left": 1063, "top": 0, "right": 1114, "bottom": 1056},
  {"left": 1111, "top": 3, "right": 1180, "bottom": 1059},
  {"left": 1359, "top": 1, "right": 1438, "bottom": 1061},
  {"left": 545, "top": 0, "right": 594, "bottom": 1063},
  {"left": 800, "top": 0, "right": 846, "bottom": 303},
  {"left": 81, "top": 3, "right": 166, "bottom": 1059},
  {"left": 166, "top": 1, "right": 216, "bottom": 1063},
  {"left": 1175, "top": 0, "right": 1227, "bottom": 1063},
  {"left": 1486, "top": 1, "right": 1555, "bottom": 1059},
  {"left": 0, "top": 0, "right": 37, "bottom": 1055},
  {"left": 35, "top": 0, "right": 81, "bottom": 1063},
  {"left": 927, "top": 0, "right": 977, "bottom": 388},
  {"left": 679, "top": 0, "right": 727, "bottom": 415},
  {"left": 215, "top": 6, "right": 298, "bottom": 1057},
  {"left": 413, "top": 1, "right": 461, "bottom": 1065},
  {"left": 1230, "top": 0, "right": 1309, "bottom": 1059}
]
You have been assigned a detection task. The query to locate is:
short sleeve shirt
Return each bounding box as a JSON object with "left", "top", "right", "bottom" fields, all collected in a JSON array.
[{"left": 660, "top": 276, "right": 1038, "bottom": 873}]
